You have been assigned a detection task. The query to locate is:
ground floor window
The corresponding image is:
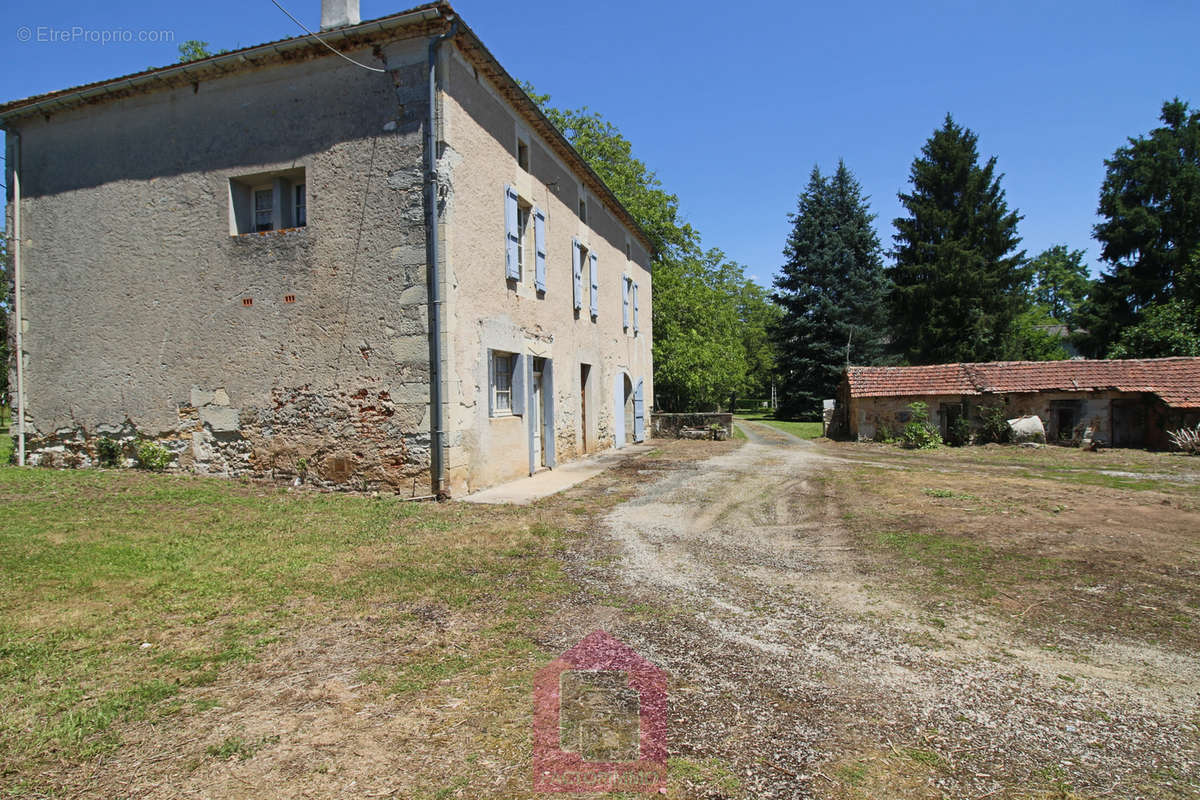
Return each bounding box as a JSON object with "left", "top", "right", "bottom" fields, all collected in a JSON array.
[{"left": 492, "top": 351, "right": 515, "bottom": 414}]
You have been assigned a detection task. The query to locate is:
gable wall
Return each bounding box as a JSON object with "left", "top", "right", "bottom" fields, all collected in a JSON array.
[{"left": 5, "top": 40, "right": 437, "bottom": 491}]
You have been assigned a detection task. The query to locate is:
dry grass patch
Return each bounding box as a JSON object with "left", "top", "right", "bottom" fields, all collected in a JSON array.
[{"left": 825, "top": 444, "right": 1200, "bottom": 648}]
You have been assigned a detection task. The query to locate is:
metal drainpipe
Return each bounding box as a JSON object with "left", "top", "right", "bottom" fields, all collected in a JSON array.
[
  {"left": 10, "top": 131, "right": 25, "bottom": 466},
  {"left": 426, "top": 15, "right": 458, "bottom": 498}
]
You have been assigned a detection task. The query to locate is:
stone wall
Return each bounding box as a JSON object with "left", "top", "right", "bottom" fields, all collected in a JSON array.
[
  {"left": 6, "top": 37, "right": 437, "bottom": 493},
  {"left": 652, "top": 413, "right": 732, "bottom": 439}
]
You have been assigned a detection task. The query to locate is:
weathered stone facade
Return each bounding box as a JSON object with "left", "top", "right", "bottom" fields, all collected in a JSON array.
[
  {"left": 3, "top": 8, "right": 656, "bottom": 495},
  {"left": 5, "top": 36, "right": 437, "bottom": 492}
]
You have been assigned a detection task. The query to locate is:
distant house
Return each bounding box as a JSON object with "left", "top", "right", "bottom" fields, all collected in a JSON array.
[
  {"left": 835, "top": 358, "right": 1200, "bottom": 448},
  {"left": 1, "top": 0, "right": 653, "bottom": 496}
]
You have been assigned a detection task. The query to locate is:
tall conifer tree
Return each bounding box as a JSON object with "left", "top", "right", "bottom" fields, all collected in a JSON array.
[
  {"left": 773, "top": 161, "right": 888, "bottom": 418},
  {"left": 888, "top": 115, "right": 1029, "bottom": 364}
]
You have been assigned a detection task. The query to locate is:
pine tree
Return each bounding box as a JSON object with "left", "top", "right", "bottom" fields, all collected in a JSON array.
[
  {"left": 888, "top": 115, "right": 1030, "bottom": 364},
  {"left": 773, "top": 162, "right": 888, "bottom": 419},
  {"left": 1076, "top": 99, "right": 1200, "bottom": 357}
]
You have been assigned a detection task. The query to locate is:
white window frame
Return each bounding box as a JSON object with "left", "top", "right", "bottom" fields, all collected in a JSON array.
[
  {"left": 516, "top": 201, "right": 532, "bottom": 281},
  {"left": 491, "top": 350, "right": 516, "bottom": 416}
]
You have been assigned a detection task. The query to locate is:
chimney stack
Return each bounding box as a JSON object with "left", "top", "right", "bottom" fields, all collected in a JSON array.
[{"left": 321, "top": 0, "right": 360, "bottom": 30}]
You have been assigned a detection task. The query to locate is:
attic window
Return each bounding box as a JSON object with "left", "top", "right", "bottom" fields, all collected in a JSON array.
[
  {"left": 517, "top": 139, "right": 530, "bottom": 172},
  {"left": 230, "top": 167, "right": 307, "bottom": 235},
  {"left": 578, "top": 195, "right": 587, "bottom": 223}
]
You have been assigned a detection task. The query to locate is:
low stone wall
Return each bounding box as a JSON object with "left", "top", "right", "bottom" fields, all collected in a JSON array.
[{"left": 652, "top": 413, "right": 733, "bottom": 440}]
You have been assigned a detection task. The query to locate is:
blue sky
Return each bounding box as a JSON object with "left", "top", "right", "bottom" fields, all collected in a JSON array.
[{"left": 3, "top": 0, "right": 1198, "bottom": 288}]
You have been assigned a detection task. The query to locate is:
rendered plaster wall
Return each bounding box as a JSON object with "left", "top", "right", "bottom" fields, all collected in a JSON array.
[
  {"left": 5, "top": 39, "right": 437, "bottom": 493},
  {"left": 438, "top": 46, "right": 654, "bottom": 494}
]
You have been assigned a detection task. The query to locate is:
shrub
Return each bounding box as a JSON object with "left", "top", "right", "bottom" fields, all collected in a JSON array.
[
  {"left": 900, "top": 402, "right": 942, "bottom": 450},
  {"left": 978, "top": 405, "right": 1011, "bottom": 444},
  {"left": 135, "top": 441, "right": 174, "bottom": 471},
  {"left": 96, "top": 437, "right": 123, "bottom": 467},
  {"left": 873, "top": 423, "right": 895, "bottom": 443},
  {"left": 946, "top": 415, "right": 972, "bottom": 447},
  {"left": 1168, "top": 424, "right": 1200, "bottom": 454}
]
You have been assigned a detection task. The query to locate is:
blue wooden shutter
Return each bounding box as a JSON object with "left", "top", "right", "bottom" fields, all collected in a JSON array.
[
  {"left": 486, "top": 349, "right": 495, "bottom": 417},
  {"left": 622, "top": 277, "right": 630, "bottom": 329},
  {"left": 533, "top": 208, "right": 547, "bottom": 292},
  {"left": 542, "top": 359, "right": 556, "bottom": 468},
  {"left": 589, "top": 252, "right": 599, "bottom": 318},
  {"left": 571, "top": 240, "right": 583, "bottom": 310},
  {"left": 504, "top": 186, "right": 520, "bottom": 280},
  {"left": 511, "top": 353, "right": 526, "bottom": 416},
  {"left": 632, "top": 282, "right": 640, "bottom": 333},
  {"left": 633, "top": 379, "right": 646, "bottom": 442}
]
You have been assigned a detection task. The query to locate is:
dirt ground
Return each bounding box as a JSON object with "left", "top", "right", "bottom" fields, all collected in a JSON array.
[
  {"left": 18, "top": 427, "right": 1200, "bottom": 799},
  {"left": 559, "top": 422, "right": 1200, "bottom": 799}
]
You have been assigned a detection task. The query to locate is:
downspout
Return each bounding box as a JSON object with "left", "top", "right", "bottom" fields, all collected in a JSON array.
[
  {"left": 426, "top": 15, "right": 458, "bottom": 498},
  {"left": 9, "top": 131, "right": 24, "bottom": 466}
]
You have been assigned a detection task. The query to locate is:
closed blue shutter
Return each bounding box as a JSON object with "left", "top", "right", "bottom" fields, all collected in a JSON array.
[
  {"left": 504, "top": 185, "right": 520, "bottom": 280},
  {"left": 571, "top": 240, "right": 583, "bottom": 310},
  {"left": 632, "top": 282, "right": 640, "bottom": 333},
  {"left": 622, "top": 277, "right": 630, "bottom": 329},
  {"left": 633, "top": 379, "right": 646, "bottom": 442},
  {"left": 589, "top": 252, "right": 599, "bottom": 318},
  {"left": 511, "top": 353, "right": 526, "bottom": 416},
  {"left": 533, "top": 208, "right": 547, "bottom": 292},
  {"left": 486, "top": 349, "right": 495, "bottom": 417}
]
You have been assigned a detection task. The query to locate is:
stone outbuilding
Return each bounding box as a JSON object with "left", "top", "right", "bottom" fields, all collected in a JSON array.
[
  {"left": 834, "top": 358, "right": 1200, "bottom": 448},
  {"left": 2, "top": 1, "right": 653, "bottom": 496}
]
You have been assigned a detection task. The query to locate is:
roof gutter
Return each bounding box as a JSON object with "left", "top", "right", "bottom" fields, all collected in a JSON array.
[
  {"left": 0, "top": 5, "right": 444, "bottom": 124},
  {"left": 425, "top": 14, "right": 458, "bottom": 499}
]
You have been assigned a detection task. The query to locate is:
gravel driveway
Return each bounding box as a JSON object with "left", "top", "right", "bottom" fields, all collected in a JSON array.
[{"left": 572, "top": 421, "right": 1200, "bottom": 799}]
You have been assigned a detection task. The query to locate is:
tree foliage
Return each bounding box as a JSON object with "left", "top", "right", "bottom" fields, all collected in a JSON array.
[
  {"left": 1029, "top": 245, "right": 1090, "bottom": 324},
  {"left": 888, "top": 115, "right": 1033, "bottom": 364},
  {"left": 773, "top": 162, "right": 888, "bottom": 419},
  {"left": 177, "top": 40, "right": 215, "bottom": 62},
  {"left": 1106, "top": 298, "right": 1200, "bottom": 358},
  {"left": 523, "top": 84, "right": 777, "bottom": 410},
  {"left": 1078, "top": 99, "right": 1200, "bottom": 357}
]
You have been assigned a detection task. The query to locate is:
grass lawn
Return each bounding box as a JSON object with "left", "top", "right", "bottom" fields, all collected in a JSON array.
[
  {"left": 735, "top": 413, "right": 824, "bottom": 439},
  {"left": 822, "top": 440, "right": 1200, "bottom": 647},
  {"left": 0, "top": 467, "right": 578, "bottom": 795},
  {"left": 0, "top": 443, "right": 745, "bottom": 798}
]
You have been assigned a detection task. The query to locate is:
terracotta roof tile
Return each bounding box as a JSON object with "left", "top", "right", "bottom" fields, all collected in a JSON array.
[{"left": 846, "top": 357, "right": 1200, "bottom": 408}]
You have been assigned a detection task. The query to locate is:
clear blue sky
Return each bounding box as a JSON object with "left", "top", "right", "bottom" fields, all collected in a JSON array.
[{"left": 3, "top": 0, "right": 1198, "bottom": 288}]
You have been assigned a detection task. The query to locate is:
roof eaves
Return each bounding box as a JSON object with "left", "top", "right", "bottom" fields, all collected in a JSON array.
[
  {"left": 448, "top": 22, "right": 657, "bottom": 258},
  {"left": 0, "top": 2, "right": 448, "bottom": 122}
]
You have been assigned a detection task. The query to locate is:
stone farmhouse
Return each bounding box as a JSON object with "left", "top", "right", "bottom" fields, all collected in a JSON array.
[
  {"left": 836, "top": 358, "right": 1200, "bottom": 448},
  {"left": 2, "top": 0, "right": 654, "bottom": 497}
]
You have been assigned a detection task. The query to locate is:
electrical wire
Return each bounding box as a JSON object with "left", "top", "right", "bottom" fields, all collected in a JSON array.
[{"left": 267, "top": 0, "right": 386, "bottom": 72}]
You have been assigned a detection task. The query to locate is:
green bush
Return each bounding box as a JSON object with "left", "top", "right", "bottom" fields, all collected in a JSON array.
[
  {"left": 978, "top": 405, "right": 1011, "bottom": 444},
  {"left": 900, "top": 402, "right": 942, "bottom": 450},
  {"left": 946, "top": 415, "right": 972, "bottom": 447},
  {"left": 134, "top": 441, "right": 173, "bottom": 471},
  {"left": 96, "top": 437, "right": 123, "bottom": 468},
  {"left": 873, "top": 423, "right": 895, "bottom": 443}
]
